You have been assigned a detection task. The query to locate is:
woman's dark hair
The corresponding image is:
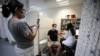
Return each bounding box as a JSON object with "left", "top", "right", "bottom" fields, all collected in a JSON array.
[
  {"left": 66, "top": 23, "right": 76, "bottom": 36},
  {"left": 2, "top": 0, "right": 23, "bottom": 18}
]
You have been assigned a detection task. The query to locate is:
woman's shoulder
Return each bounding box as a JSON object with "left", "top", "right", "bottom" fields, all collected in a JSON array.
[{"left": 17, "top": 19, "right": 27, "bottom": 24}]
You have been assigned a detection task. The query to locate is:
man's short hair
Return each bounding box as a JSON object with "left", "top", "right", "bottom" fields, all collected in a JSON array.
[{"left": 52, "top": 23, "right": 57, "bottom": 27}]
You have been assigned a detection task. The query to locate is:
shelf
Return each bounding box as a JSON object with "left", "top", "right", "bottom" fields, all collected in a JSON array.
[{"left": 61, "top": 19, "right": 81, "bottom": 31}]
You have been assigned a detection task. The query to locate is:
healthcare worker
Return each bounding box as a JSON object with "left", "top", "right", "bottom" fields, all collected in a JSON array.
[{"left": 2, "top": 0, "right": 39, "bottom": 56}]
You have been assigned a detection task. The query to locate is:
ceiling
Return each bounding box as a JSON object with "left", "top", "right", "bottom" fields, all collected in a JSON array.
[
  {"left": 30, "top": 0, "right": 83, "bottom": 10},
  {"left": 0, "top": 0, "right": 83, "bottom": 11}
]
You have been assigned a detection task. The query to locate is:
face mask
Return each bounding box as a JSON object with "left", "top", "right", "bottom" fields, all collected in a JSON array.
[
  {"left": 19, "top": 9, "right": 26, "bottom": 19},
  {"left": 20, "top": 11, "right": 25, "bottom": 18},
  {"left": 53, "top": 27, "right": 56, "bottom": 30}
]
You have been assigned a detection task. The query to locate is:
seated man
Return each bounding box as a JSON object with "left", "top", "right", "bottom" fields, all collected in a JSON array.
[{"left": 47, "top": 23, "right": 61, "bottom": 56}]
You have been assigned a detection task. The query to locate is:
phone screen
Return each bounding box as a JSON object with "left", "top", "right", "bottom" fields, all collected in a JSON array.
[{"left": 37, "top": 19, "right": 40, "bottom": 24}]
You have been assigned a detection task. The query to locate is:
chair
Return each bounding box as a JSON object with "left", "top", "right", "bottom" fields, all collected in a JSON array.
[{"left": 51, "top": 44, "right": 57, "bottom": 56}]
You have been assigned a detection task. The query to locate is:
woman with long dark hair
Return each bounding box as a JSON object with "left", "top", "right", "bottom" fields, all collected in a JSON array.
[
  {"left": 62, "top": 23, "right": 76, "bottom": 48},
  {"left": 2, "top": 0, "right": 39, "bottom": 56}
]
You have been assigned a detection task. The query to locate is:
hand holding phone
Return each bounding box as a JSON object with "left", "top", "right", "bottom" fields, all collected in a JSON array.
[{"left": 36, "top": 19, "right": 40, "bottom": 29}]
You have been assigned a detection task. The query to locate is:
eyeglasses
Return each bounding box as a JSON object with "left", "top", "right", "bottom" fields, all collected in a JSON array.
[{"left": 22, "top": 9, "right": 26, "bottom": 14}]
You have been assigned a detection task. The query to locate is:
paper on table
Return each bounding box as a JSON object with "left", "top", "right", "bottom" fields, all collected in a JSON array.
[{"left": 39, "top": 39, "right": 48, "bottom": 45}]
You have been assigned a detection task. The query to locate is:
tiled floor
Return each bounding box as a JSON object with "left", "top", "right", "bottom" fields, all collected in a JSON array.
[{"left": 0, "top": 39, "right": 17, "bottom": 56}]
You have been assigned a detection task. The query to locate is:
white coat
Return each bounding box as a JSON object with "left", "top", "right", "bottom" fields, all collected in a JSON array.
[{"left": 62, "top": 30, "right": 76, "bottom": 47}]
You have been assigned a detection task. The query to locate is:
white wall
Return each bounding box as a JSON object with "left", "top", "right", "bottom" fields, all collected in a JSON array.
[{"left": 41, "top": 4, "right": 82, "bottom": 31}]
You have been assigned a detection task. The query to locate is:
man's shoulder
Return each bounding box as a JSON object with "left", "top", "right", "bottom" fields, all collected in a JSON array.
[
  {"left": 55, "top": 30, "right": 58, "bottom": 31},
  {"left": 55, "top": 30, "right": 58, "bottom": 32},
  {"left": 48, "top": 30, "right": 51, "bottom": 33},
  {"left": 49, "top": 29, "right": 52, "bottom": 31}
]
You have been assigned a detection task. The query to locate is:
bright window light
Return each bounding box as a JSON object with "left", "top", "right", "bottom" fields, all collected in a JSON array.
[{"left": 56, "top": 0, "right": 62, "bottom": 2}]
